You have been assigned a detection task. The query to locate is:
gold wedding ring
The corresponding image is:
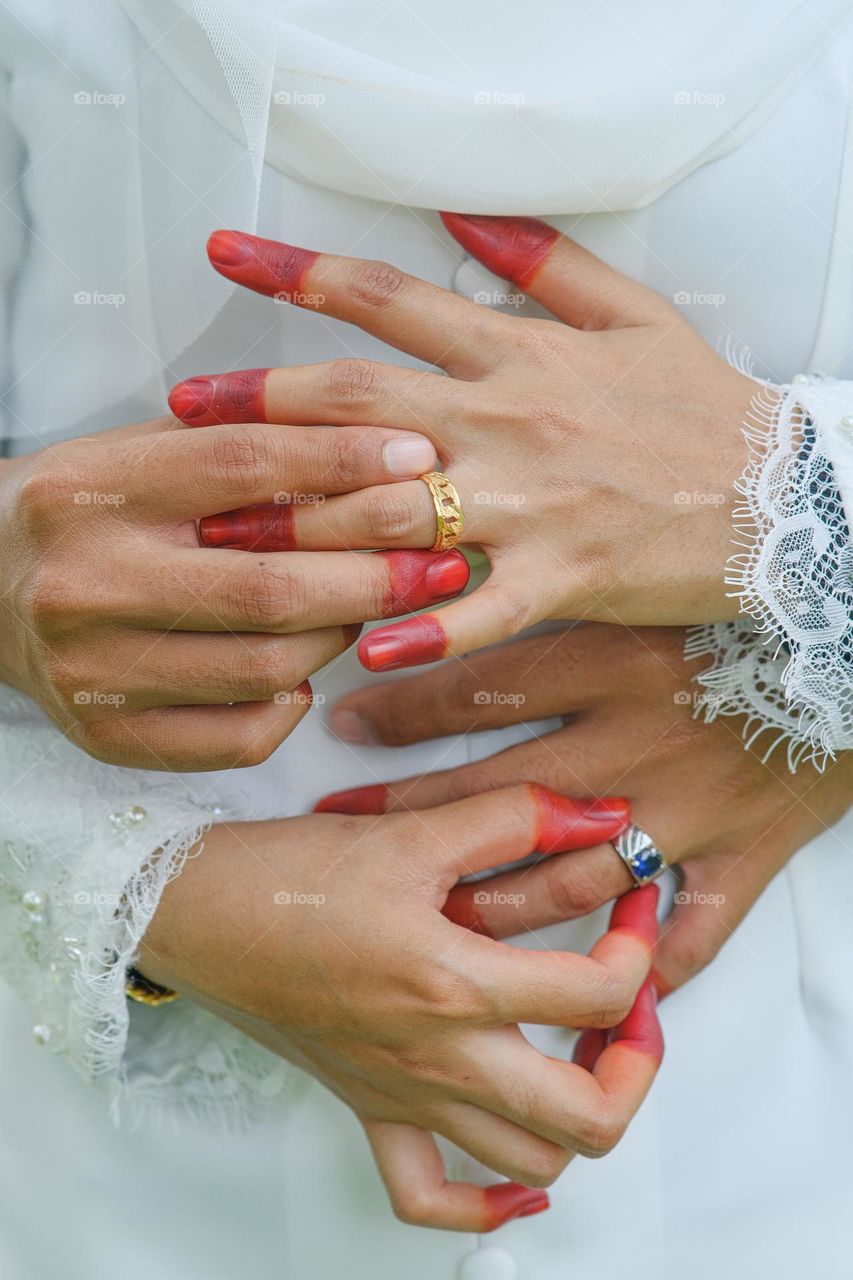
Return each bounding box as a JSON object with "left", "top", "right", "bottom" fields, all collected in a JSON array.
[{"left": 419, "top": 471, "right": 464, "bottom": 553}]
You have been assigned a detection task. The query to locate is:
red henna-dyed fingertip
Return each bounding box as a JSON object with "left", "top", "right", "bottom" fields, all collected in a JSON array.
[
  {"left": 313, "top": 783, "right": 389, "bottom": 815},
  {"left": 483, "top": 1184, "right": 550, "bottom": 1230},
  {"left": 529, "top": 786, "right": 631, "bottom": 855},
  {"left": 613, "top": 979, "right": 664, "bottom": 1064},
  {"left": 170, "top": 369, "right": 269, "bottom": 427},
  {"left": 609, "top": 883, "right": 659, "bottom": 949},
  {"left": 168, "top": 377, "right": 213, "bottom": 423},
  {"left": 439, "top": 213, "right": 560, "bottom": 289},
  {"left": 198, "top": 503, "right": 296, "bottom": 551},
  {"left": 379, "top": 549, "right": 470, "bottom": 615},
  {"left": 207, "top": 230, "right": 320, "bottom": 300},
  {"left": 358, "top": 615, "right": 449, "bottom": 672}
]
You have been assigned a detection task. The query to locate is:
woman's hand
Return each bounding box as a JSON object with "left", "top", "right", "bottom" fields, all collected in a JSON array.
[
  {"left": 169, "top": 219, "right": 754, "bottom": 673},
  {"left": 138, "top": 786, "right": 663, "bottom": 1232},
  {"left": 318, "top": 624, "right": 853, "bottom": 994},
  {"left": 0, "top": 416, "right": 467, "bottom": 770}
]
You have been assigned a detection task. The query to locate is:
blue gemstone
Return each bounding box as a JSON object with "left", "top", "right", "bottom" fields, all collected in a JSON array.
[{"left": 631, "top": 848, "right": 663, "bottom": 881}]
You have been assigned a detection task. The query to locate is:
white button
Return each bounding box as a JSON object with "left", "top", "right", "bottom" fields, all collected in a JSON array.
[{"left": 458, "top": 1245, "right": 517, "bottom": 1280}]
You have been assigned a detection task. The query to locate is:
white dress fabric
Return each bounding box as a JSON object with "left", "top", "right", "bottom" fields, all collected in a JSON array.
[{"left": 2, "top": 3, "right": 853, "bottom": 1278}]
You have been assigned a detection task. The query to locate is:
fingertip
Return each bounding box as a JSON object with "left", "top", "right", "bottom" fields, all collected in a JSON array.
[{"left": 313, "top": 783, "right": 389, "bottom": 815}]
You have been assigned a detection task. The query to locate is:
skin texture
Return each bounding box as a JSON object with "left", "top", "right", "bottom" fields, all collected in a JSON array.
[
  {"left": 170, "top": 217, "right": 756, "bottom": 672},
  {"left": 321, "top": 622, "right": 853, "bottom": 993},
  {"left": 139, "top": 787, "right": 661, "bottom": 1233},
  {"left": 0, "top": 418, "right": 463, "bottom": 770}
]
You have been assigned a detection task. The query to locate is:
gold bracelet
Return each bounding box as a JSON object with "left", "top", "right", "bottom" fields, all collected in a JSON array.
[{"left": 125, "top": 966, "right": 180, "bottom": 1007}]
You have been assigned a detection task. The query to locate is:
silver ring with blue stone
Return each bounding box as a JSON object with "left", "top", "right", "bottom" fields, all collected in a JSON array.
[{"left": 611, "top": 824, "right": 668, "bottom": 887}]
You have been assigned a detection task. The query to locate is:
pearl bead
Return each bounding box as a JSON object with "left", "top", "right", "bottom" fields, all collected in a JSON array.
[
  {"left": 32, "top": 1023, "right": 55, "bottom": 1046},
  {"left": 459, "top": 1247, "right": 518, "bottom": 1280},
  {"left": 22, "top": 890, "right": 46, "bottom": 914},
  {"left": 124, "top": 805, "right": 148, "bottom": 828},
  {"left": 61, "top": 934, "right": 83, "bottom": 959},
  {"left": 841, "top": 416, "right": 853, "bottom": 431},
  {"left": 792, "top": 373, "right": 810, "bottom": 385}
]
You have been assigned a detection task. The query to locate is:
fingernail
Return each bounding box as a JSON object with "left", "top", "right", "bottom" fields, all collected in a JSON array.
[
  {"left": 313, "top": 783, "right": 389, "bottom": 815},
  {"left": 580, "top": 797, "right": 631, "bottom": 825},
  {"left": 382, "top": 436, "right": 437, "bottom": 477},
  {"left": 328, "top": 708, "right": 378, "bottom": 745},
  {"left": 424, "top": 552, "right": 470, "bottom": 600},
  {"left": 207, "top": 229, "right": 253, "bottom": 267},
  {"left": 198, "top": 513, "right": 251, "bottom": 548},
  {"left": 484, "top": 1184, "right": 550, "bottom": 1230},
  {"left": 169, "top": 378, "right": 212, "bottom": 423},
  {"left": 358, "top": 615, "right": 448, "bottom": 672}
]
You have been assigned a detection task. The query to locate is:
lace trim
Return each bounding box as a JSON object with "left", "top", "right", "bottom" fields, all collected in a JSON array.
[
  {"left": 688, "top": 373, "right": 853, "bottom": 768},
  {"left": 0, "top": 687, "right": 299, "bottom": 1129}
]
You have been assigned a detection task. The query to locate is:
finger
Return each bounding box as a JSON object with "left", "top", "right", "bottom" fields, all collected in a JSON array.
[
  {"left": 197, "top": 479, "right": 444, "bottom": 553},
  {"left": 168, "top": 361, "right": 460, "bottom": 435},
  {"left": 652, "top": 847, "right": 783, "bottom": 997},
  {"left": 444, "top": 841, "right": 633, "bottom": 939},
  {"left": 114, "top": 546, "right": 469, "bottom": 633},
  {"left": 440, "top": 213, "right": 671, "bottom": 330},
  {"left": 329, "top": 631, "right": 594, "bottom": 746},
  {"left": 474, "top": 974, "right": 661, "bottom": 1154},
  {"left": 364, "top": 1121, "right": 549, "bottom": 1232},
  {"left": 206, "top": 229, "right": 510, "bottom": 376},
  {"left": 123, "top": 422, "right": 438, "bottom": 522},
  {"left": 357, "top": 573, "right": 544, "bottom": 673},
  {"left": 71, "top": 687, "right": 314, "bottom": 772},
  {"left": 461, "top": 880, "right": 657, "bottom": 1029},
  {"left": 112, "top": 626, "right": 358, "bottom": 709}
]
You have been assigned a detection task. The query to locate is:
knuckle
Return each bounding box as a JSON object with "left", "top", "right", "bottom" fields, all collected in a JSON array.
[
  {"left": 517, "top": 1150, "right": 569, "bottom": 1189},
  {"left": 207, "top": 431, "right": 272, "bottom": 497},
  {"left": 575, "top": 1108, "right": 625, "bottom": 1159},
  {"left": 349, "top": 260, "right": 407, "bottom": 310},
  {"left": 364, "top": 488, "right": 417, "bottom": 542},
  {"left": 231, "top": 729, "right": 278, "bottom": 769},
  {"left": 413, "top": 965, "right": 488, "bottom": 1024},
  {"left": 485, "top": 581, "right": 535, "bottom": 638},
  {"left": 543, "top": 862, "right": 606, "bottom": 920},
  {"left": 237, "top": 562, "right": 304, "bottom": 629},
  {"left": 583, "top": 970, "right": 635, "bottom": 1030},
  {"left": 26, "top": 567, "right": 78, "bottom": 633},
  {"left": 390, "top": 1187, "right": 436, "bottom": 1228},
  {"left": 326, "top": 358, "right": 384, "bottom": 407}
]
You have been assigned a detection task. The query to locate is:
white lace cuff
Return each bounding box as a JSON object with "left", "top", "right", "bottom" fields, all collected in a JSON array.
[
  {"left": 0, "top": 687, "right": 302, "bottom": 1127},
  {"left": 689, "top": 373, "right": 853, "bottom": 767}
]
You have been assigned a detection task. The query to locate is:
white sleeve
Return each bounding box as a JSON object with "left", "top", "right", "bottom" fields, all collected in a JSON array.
[
  {"left": 688, "top": 373, "right": 853, "bottom": 767},
  {"left": 0, "top": 687, "right": 303, "bottom": 1127}
]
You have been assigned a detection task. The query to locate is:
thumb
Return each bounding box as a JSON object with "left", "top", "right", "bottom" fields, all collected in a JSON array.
[
  {"left": 440, "top": 213, "right": 669, "bottom": 331},
  {"left": 652, "top": 847, "right": 784, "bottom": 997}
]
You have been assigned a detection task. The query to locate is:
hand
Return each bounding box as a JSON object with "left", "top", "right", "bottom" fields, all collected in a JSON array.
[
  {"left": 138, "top": 786, "right": 663, "bottom": 1231},
  {"left": 318, "top": 624, "right": 853, "bottom": 993},
  {"left": 0, "top": 417, "right": 467, "bottom": 770},
  {"left": 169, "top": 220, "right": 754, "bottom": 674}
]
